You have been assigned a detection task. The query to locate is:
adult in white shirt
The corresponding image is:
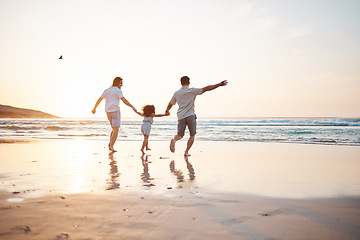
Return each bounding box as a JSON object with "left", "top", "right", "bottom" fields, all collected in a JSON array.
[
  {"left": 166, "top": 76, "right": 228, "bottom": 156},
  {"left": 92, "top": 77, "right": 138, "bottom": 152}
]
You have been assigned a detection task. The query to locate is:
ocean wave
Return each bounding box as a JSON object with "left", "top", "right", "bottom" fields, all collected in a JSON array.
[
  {"left": 58, "top": 134, "right": 107, "bottom": 137},
  {"left": 0, "top": 138, "right": 33, "bottom": 144},
  {"left": 195, "top": 118, "right": 360, "bottom": 127},
  {"left": 1, "top": 125, "right": 42, "bottom": 131},
  {"left": 0, "top": 124, "right": 69, "bottom": 131},
  {"left": 45, "top": 126, "right": 68, "bottom": 131}
]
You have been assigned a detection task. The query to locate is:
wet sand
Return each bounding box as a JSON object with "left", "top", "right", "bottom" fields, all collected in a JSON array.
[{"left": 0, "top": 140, "right": 360, "bottom": 239}]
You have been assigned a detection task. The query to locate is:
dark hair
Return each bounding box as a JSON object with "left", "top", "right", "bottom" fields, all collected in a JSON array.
[
  {"left": 180, "top": 76, "right": 190, "bottom": 86},
  {"left": 142, "top": 105, "right": 155, "bottom": 117},
  {"left": 112, "top": 77, "right": 123, "bottom": 87}
]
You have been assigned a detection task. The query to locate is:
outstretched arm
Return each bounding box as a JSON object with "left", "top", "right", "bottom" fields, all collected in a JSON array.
[
  {"left": 135, "top": 110, "right": 144, "bottom": 117},
  {"left": 202, "top": 80, "right": 228, "bottom": 93},
  {"left": 121, "top": 97, "right": 138, "bottom": 113},
  {"left": 155, "top": 112, "right": 170, "bottom": 117},
  {"left": 92, "top": 97, "right": 103, "bottom": 114}
]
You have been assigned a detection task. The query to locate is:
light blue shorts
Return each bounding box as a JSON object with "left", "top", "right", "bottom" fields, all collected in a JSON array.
[{"left": 106, "top": 110, "right": 121, "bottom": 128}]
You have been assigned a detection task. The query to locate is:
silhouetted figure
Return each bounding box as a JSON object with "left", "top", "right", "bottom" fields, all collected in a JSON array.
[{"left": 59, "top": 55, "right": 63, "bottom": 59}]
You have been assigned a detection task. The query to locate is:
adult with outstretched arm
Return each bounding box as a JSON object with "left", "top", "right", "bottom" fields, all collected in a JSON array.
[{"left": 166, "top": 76, "right": 228, "bottom": 156}]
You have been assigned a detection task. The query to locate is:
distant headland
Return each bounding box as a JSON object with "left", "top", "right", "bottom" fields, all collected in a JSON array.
[{"left": 0, "top": 104, "right": 59, "bottom": 118}]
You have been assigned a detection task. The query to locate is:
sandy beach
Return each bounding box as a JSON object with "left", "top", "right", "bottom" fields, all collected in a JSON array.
[{"left": 1, "top": 140, "right": 360, "bottom": 239}]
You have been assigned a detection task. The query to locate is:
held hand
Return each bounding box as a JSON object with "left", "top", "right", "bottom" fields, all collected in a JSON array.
[{"left": 165, "top": 111, "right": 170, "bottom": 116}]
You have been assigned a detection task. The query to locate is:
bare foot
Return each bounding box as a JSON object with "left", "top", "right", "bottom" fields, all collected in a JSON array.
[
  {"left": 108, "top": 144, "right": 117, "bottom": 152},
  {"left": 184, "top": 152, "right": 191, "bottom": 157},
  {"left": 146, "top": 148, "right": 151, "bottom": 151},
  {"left": 170, "top": 139, "right": 175, "bottom": 153}
]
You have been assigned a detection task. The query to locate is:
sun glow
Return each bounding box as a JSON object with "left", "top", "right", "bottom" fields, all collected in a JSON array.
[{"left": 0, "top": 1, "right": 359, "bottom": 118}]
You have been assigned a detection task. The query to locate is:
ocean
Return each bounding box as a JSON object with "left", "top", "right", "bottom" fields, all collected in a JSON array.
[{"left": 1, "top": 117, "right": 359, "bottom": 146}]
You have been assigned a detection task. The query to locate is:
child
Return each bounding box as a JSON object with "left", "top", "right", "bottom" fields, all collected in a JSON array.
[{"left": 136, "top": 105, "right": 169, "bottom": 154}]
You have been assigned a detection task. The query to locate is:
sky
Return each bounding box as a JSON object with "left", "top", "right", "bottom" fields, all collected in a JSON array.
[{"left": 0, "top": 0, "right": 359, "bottom": 118}]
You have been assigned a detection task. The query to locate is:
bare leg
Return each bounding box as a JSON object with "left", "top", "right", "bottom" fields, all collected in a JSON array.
[
  {"left": 109, "top": 127, "right": 119, "bottom": 152},
  {"left": 108, "top": 132, "right": 114, "bottom": 150},
  {"left": 141, "top": 135, "right": 149, "bottom": 154},
  {"left": 184, "top": 135, "right": 195, "bottom": 156},
  {"left": 146, "top": 137, "right": 151, "bottom": 151},
  {"left": 170, "top": 135, "right": 183, "bottom": 153}
]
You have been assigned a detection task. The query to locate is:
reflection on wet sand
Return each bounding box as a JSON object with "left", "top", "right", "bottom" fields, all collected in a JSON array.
[
  {"left": 106, "top": 152, "right": 120, "bottom": 190},
  {"left": 185, "top": 156, "right": 195, "bottom": 180},
  {"left": 105, "top": 152, "right": 196, "bottom": 192},
  {"left": 170, "top": 156, "right": 196, "bottom": 186},
  {"left": 141, "top": 154, "right": 155, "bottom": 187}
]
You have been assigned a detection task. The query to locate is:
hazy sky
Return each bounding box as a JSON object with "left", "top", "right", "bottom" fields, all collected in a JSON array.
[{"left": 1, "top": 0, "right": 359, "bottom": 118}]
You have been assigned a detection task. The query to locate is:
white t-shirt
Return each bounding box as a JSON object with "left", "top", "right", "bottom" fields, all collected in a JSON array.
[
  {"left": 170, "top": 86, "right": 203, "bottom": 120},
  {"left": 100, "top": 86, "right": 124, "bottom": 113}
]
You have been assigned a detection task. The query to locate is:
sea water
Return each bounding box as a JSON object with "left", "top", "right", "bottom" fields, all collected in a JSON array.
[{"left": 0, "top": 117, "right": 359, "bottom": 146}]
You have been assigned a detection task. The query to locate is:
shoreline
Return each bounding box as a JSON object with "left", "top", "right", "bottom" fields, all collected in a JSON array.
[{"left": 1, "top": 137, "right": 360, "bottom": 147}]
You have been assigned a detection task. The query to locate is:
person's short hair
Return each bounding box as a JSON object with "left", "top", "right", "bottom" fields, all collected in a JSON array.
[
  {"left": 180, "top": 76, "right": 190, "bottom": 86},
  {"left": 142, "top": 105, "right": 155, "bottom": 117},
  {"left": 112, "top": 77, "right": 123, "bottom": 86}
]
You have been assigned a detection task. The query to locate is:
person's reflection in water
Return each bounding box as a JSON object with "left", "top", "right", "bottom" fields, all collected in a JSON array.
[
  {"left": 169, "top": 156, "right": 196, "bottom": 186},
  {"left": 184, "top": 156, "right": 195, "bottom": 180},
  {"left": 169, "top": 160, "right": 184, "bottom": 182},
  {"left": 141, "top": 154, "right": 155, "bottom": 187},
  {"left": 106, "top": 152, "right": 120, "bottom": 190}
]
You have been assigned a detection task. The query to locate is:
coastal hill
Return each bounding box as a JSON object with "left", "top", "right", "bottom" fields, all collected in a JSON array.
[{"left": 0, "top": 104, "right": 59, "bottom": 118}]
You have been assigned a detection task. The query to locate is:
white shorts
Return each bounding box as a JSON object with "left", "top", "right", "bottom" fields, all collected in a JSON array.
[
  {"left": 141, "top": 122, "right": 152, "bottom": 136},
  {"left": 106, "top": 110, "right": 121, "bottom": 128}
]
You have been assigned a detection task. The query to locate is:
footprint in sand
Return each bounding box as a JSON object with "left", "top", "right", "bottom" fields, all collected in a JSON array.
[
  {"left": 52, "top": 232, "right": 69, "bottom": 240},
  {"left": 12, "top": 225, "right": 32, "bottom": 234},
  {"left": 221, "top": 216, "right": 251, "bottom": 226},
  {"left": 260, "top": 208, "right": 287, "bottom": 217}
]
